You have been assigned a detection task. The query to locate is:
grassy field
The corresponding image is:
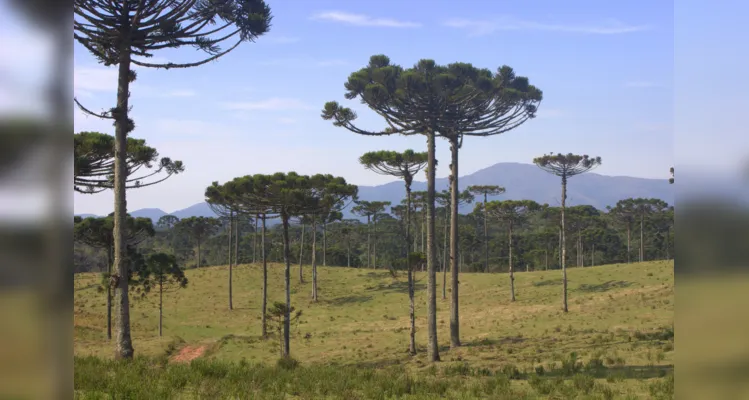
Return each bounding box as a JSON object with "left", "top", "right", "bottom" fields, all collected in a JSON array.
[{"left": 74, "top": 260, "right": 674, "bottom": 399}]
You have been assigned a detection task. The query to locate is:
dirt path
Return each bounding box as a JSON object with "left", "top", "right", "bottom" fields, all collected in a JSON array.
[{"left": 170, "top": 345, "right": 208, "bottom": 363}]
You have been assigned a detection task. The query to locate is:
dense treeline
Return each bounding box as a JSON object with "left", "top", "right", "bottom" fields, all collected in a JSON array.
[{"left": 75, "top": 197, "right": 674, "bottom": 274}]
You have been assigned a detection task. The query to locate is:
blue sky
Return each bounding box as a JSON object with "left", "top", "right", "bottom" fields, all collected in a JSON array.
[{"left": 5, "top": 1, "right": 688, "bottom": 215}]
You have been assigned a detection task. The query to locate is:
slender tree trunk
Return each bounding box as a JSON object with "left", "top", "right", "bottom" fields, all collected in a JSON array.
[
  {"left": 158, "top": 275, "right": 163, "bottom": 337},
  {"left": 228, "top": 212, "right": 233, "bottom": 311},
  {"left": 426, "top": 129, "right": 440, "bottom": 362},
  {"left": 367, "top": 215, "right": 371, "bottom": 269},
  {"left": 282, "top": 214, "right": 291, "bottom": 357},
  {"left": 442, "top": 205, "right": 448, "bottom": 300},
  {"left": 406, "top": 185, "right": 416, "bottom": 355},
  {"left": 561, "top": 176, "right": 568, "bottom": 313},
  {"left": 112, "top": 25, "right": 134, "bottom": 360},
  {"left": 373, "top": 214, "right": 378, "bottom": 270},
  {"left": 107, "top": 244, "right": 112, "bottom": 340},
  {"left": 312, "top": 217, "right": 318, "bottom": 301},
  {"left": 558, "top": 227, "right": 562, "bottom": 268},
  {"left": 626, "top": 223, "right": 631, "bottom": 264},
  {"left": 235, "top": 214, "right": 239, "bottom": 265},
  {"left": 483, "top": 193, "right": 489, "bottom": 273},
  {"left": 448, "top": 140, "right": 461, "bottom": 348},
  {"left": 509, "top": 223, "right": 515, "bottom": 302},
  {"left": 299, "top": 223, "right": 305, "bottom": 283},
  {"left": 261, "top": 214, "right": 268, "bottom": 338},
  {"left": 253, "top": 216, "right": 258, "bottom": 264},
  {"left": 323, "top": 222, "right": 327, "bottom": 267},
  {"left": 640, "top": 215, "right": 644, "bottom": 262},
  {"left": 421, "top": 212, "right": 425, "bottom": 254}
]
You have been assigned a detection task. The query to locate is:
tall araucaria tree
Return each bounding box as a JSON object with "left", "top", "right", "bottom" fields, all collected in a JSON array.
[
  {"left": 323, "top": 55, "right": 540, "bottom": 360},
  {"left": 74, "top": 214, "right": 154, "bottom": 340},
  {"left": 358, "top": 149, "right": 428, "bottom": 355},
  {"left": 74, "top": 131, "right": 184, "bottom": 193},
  {"left": 245, "top": 173, "right": 357, "bottom": 357},
  {"left": 533, "top": 153, "right": 601, "bottom": 312},
  {"left": 606, "top": 199, "right": 637, "bottom": 264},
  {"left": 175, "top": 217, "right": 221, "bottom": 269},
  {"left": 485, "top": 200, "right": 541, "bottom": 301},
  {"left": 467, "top": 185, "right": 506, "bottom": 273},
  {"left": 206, "top": 181, "right": 246, "bottom": 311},
  {"left": 352, "top": 200, "right": 391, "bottom": 270},
  {"left": 157, "top": 215, "right": 180, "bottom": 253},
  {"left": 74, "top": 0, "right": 272, "bottom": 359},
  {"left": 435, "top": 187, "right": 474, "bottom": 301},
  {"left": 320, "top": 209, "right": 343, "bottom": 267},
  {"left": 140, "top": 253, "right": 188, "bottom": 337},
  {"left": 632, "top": 198, "right": 670, "bottom": 262}
]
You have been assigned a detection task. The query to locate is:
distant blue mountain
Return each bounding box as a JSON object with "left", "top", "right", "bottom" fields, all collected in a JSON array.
[{"left": 76, "top": 162, "right": 676, "bottom": 222}]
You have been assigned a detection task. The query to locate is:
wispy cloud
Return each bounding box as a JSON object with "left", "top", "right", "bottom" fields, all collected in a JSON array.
[
  {"left": 257, "top": 58, "right": 349, "bottom": 68},
  {"left": 624, "top": 81, "right": 664, "bottom": 88},
  {"left": 443, "top": 16, "right": 650, "bottom": 37},
  {"left": 311, "top": 11, "right": 421, "bottom": 28},
  {"left": 265, "top": 35, "right": 301, "bottom": 44},
  {"left": 222, "top": 98, "right": 312, "bottom": 111}
]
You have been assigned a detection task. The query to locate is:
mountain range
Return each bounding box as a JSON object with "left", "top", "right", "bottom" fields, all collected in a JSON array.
[{"left": 76, "top": 162, "right": 676, "bottom": 222}]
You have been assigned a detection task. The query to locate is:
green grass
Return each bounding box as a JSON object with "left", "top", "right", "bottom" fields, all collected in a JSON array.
[{"left": 74, "top": 260, "right": 674, "bottom": 398}]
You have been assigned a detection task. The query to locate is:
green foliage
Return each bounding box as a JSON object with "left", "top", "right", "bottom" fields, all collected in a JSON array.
[
  {"left": 139, "top": 253, "right": 188, "bottom": 295},
  {"left": 533, "top": 153, "right": 602, "bottom": 179},
  {"left": 359, "top": 149, "right": 429, "bottom": 187},
  {"left": 74, "top": 131, "right": 184, "bottom": 194},
  {"left": 267, "top": 302, "right": 303, "bottom": 357}
]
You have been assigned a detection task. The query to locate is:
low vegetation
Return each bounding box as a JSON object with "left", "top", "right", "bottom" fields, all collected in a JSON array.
[{"left": 74, "top": 260, "right": 674, "bottom": 398}]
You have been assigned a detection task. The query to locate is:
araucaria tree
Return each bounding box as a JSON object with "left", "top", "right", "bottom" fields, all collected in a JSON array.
[
  {"left": 176, "top": 217, "right": 221, "bottom": 269},
  {"left": 324, "top": 55, "right": 539, "bottom": 360},
  {"left": 74, "top": 214, "right": 154, "bottom": 340},
  {"left": 74, "top": 0, "right": 272, "bottom": 359},
  {"left": 485, "top": 200, "right": 541, "bottom": 301},
  {"left": 533, "top": 153, "right": 601, "bottom": 312},
  {"left": 352, "top": 200, "right": 391, "bottom": 270},
  {"left": 205, "top": 181, "right": 245, "bottom": 310},
  {"left": 436, "top": 188, "right": 474, "bottom": 301},
  {"left": 140, "top": 253, "right": 188, "bottom": 337},
  {"left": 359, "top": 149, "right": 428, "bottom": 355},
  {"left": 247, "top": 173, "right": 357, "bottom": 357},
  {"left": 74, "top": 131, "right": 184, "bottom": 193},
  {"left": 606, "top": 199, "right": 636, "bottom": 264},
  {"left": 467, "top": 185, "right": 506, "bottom": 273}
]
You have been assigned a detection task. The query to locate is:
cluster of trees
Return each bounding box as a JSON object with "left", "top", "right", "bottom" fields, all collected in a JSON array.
[{"left": 73, "top": 0, "right": 673, "bottom": 363}]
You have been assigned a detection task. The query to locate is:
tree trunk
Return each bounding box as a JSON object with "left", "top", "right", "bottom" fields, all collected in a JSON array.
[
  {"left": 558, "top": 226, "right": 562, "bottom": 268},
  {"left": 367, "top": 215, "right": 371, "bottom": 269},
  {"left": 640, "top": 215, "right": 644, "bottom": 262},
  {"left": 442, "top": 204, "right": 448, "bottom": 300},
  {"left": 509, "top": 223, "right": 515, "bottom": 302},
  {"left": 282, "top": 214, "right": 291, "bottom": 357},
  {"left": 626, "top": 223, "right": 631, "bottom": 264},
  {"left": 483, "top": 192, "right": 489, "bottom": 273},
  {"left": 312, "top": 217, "right": 318, "bottom": 302},
  {"left": 228, "top": 212, "right": 233, "bottom": 311},
  {"left": 323, "top": 222, "right": 327, "bottom": 267},
  {"left": 561, "top": 176, "right": 568, "bottom": 313},
  {"left": 449, "top": 139, "right": 461, "bottom": 348},
  {"left": 426, "top": 129, "right": 440, "bottom": 362},
  {"left": 197, "top": 238, "right": 201, "bottom": 268},
  {"left": 373, "top": 214, "right": 378, "bottom": 270},
  {"left": 261, "top": 214, "right": 268, "bottom": 338},
  {"left": 112, "top": 25, "right": 134, "bottom": 360},
  {"left": 107, "top": 244, "right": 112, "bottom": 340},
  {"left": 406, "top": 184, "right": 416, "bottom": 355},
  {"left": 421, "top": 212, "right": 425, "bottom": 254},
  {"left": 235, "top": 214, "right": 240, "bottom": 265},
  {"left": 253, "top": 216, "right": 258, "bottom": 264},
  {"left": 158, "top": 274, "right": 163, "bottom": 337},
  {"left": 299, "top": 223, "right": 305, "bottom": 283}
]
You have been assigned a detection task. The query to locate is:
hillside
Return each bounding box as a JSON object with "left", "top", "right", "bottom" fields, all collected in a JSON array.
[
  {"left": 76, "top": 162, "right": 675, "bottom": 222},
  {"left": 74, "top": 260, "right": 674, "bottom": 398}
]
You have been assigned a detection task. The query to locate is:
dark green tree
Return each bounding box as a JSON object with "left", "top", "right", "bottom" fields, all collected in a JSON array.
[
  {"left": 467, "top": 185, "right": 506, "bottom": 273},
  {"left": 352, "top": 200, "right": 391, "bottom": 270},
  {"left": 320, "top": 209, "right": 343, "bottom": 267},
  {"left": 175, "top": 217, "right": 221, "bottom": 269},
  {"left": 74, "top": 0, "right": 272, "bottom": 359},
  {"left": 533, "top": 153, "right": 601, "bottom": 312},
  {"left": 606, "top": 199, "right": 637, "bottom": 264},
  {"left": 74, "top": 131, "right": 184, "bottom": 194},
  {"left": 140, "top": 253, "right": 188, "bottom": 337},
  {"left": 436, "top": 187, "right": 474, "bottom": 301},
  {"left": 205, "top": 181, "right": 244, "bottom": 310},
  {"left": 359, "top": 149, "right": 428, "bottom": 355},
  {"left": 156, "top": 215, "right": 180, "bottom": 253},
  {"left": 486, "top": 200, "right": 541, "bottom": 301},
  {"left": 74, "top": 213, "right": 154, "bottom": 340},
  {"left": 632, "top": 198, "right": 671, "bottom": 262}
]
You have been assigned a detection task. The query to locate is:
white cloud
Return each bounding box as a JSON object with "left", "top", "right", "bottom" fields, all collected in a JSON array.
[
  {"left": 222, "top": 98, "right": 312, "bottom": 111},
  {"left": 443, "top": 16, "right": 650, "bottom": 37},
  {"left": 624, "top": 81, "right": 664, "bottom": 88},
  {"left": 277, "top": 117, "right": 297, "bottom": 124},
  {"left": 311, "top": 11, "right": 421, "bottom": 28}
]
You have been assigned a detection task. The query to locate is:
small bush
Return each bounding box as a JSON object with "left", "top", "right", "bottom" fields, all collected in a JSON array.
[{"left": 276, "top": 356, "right": 299, "bottom": 370}]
